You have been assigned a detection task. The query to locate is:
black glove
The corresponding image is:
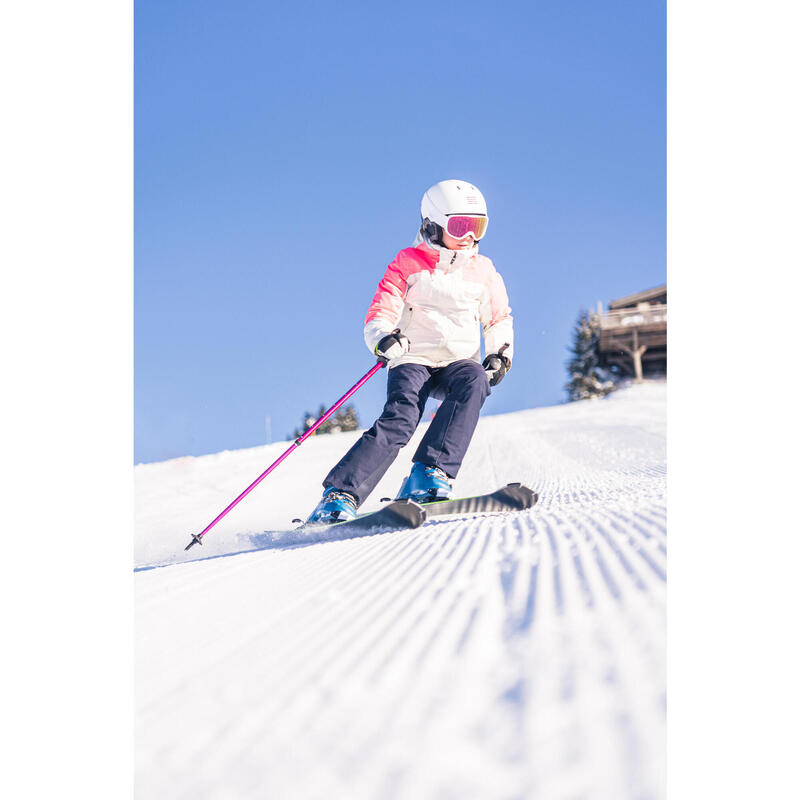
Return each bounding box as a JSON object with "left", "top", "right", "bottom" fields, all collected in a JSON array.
[
  {"left": 375, "top": 329, "right": 411, "bottom": 364},
  {"left": 483, "top": 350, "right": 511, "bottom": 387}
]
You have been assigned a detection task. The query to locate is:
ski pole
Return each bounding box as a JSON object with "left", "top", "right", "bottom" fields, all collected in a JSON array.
[{"left": 184, "top": 360, "right": 385, "bottom": 551}]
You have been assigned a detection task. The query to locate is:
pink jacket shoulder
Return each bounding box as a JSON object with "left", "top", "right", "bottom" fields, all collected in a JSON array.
[{"left": 364, "top": 245, "right": 436, "bottom": 326}]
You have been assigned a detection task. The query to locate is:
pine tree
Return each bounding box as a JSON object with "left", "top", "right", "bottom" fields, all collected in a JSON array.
[
  {"left": 337, "top": 404, "right": 360, "bottom": 432},
  {"left": 290, "top": 403, "right": 361, "bottom": 439},
  {"left": 565, "top": 310, "right": 616, "bottom": 401}
]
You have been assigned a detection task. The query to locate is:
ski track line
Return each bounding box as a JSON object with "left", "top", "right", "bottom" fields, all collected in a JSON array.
[
  {"left": 137, "top": 528, "right": 435, "bottom": 725},
  {"left": 136, "top": 531, "right": 415, "bottom": 683},
  {"left": 270, "top": 519, "right": 482, "bottom": 736},
  {"left": 136, "top": 385, "right": 666, "bottom": 800},
  {"left": 143, "top": 523, "right": 458, "bottom": 759},
  {"left": 140, "top": 505, "right": 666, "bottom": 799},
  {"left": 288, "top": 520, "right": 491, "bottom": 784},
  {"left": 298, "top": 517, "right": 520, "bottom": 799},
  {"left": 159, "top": 520, "right": 478, "bottom": 796},
  {"left": 266, "top": 534, "right": 450, "bottom": 723},
  {"left": 523, "top": 509, "right": 665, "bottom": 797}
]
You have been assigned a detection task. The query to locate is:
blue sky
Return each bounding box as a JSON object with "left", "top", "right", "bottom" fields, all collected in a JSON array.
[{"left": 135, "top": 0, "right": 665, "bottom": 463}]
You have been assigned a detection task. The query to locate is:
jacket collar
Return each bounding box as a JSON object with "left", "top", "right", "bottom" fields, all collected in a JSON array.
[{"left": 414, "top": 235, "right": 479, "bottom": 273}]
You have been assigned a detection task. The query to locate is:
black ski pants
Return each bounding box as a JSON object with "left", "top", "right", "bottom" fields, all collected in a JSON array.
[{"left": 323, "top": 359, "right": 490, "bottom": 505}]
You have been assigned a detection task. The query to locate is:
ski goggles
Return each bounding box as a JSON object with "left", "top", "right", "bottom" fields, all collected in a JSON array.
[{"left": 445, "top": 214, "right": 489, "bottom": 240}]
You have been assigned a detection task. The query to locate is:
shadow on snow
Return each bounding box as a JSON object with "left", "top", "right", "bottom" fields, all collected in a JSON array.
[{"left": 134, "top": 518, "right": 454, "bottom": 573}]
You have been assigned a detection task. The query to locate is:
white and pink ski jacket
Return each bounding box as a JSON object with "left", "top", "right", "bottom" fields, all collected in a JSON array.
[{"left": 364, "top": 240, "right": 514, "bottom": 369}]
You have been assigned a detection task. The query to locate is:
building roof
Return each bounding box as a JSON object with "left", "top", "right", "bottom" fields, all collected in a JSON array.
[{"left": 608, "top": 285, "right": 667, "bottom": 310}]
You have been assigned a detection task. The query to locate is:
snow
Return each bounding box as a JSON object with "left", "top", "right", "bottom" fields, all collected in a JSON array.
[{"left": 135, "top": 381, "right": 666, "bottom": 799}]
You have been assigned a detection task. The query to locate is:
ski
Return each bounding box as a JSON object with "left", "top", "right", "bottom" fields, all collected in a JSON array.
[
  {"left": 302, "top": 498, "right": 426, "bottom": 537},
  {"left": 418, "top": 482, "right": 538, "bottom": 518},
  {"left": 291, "top": 484, "right": 536, "bottom": 543}
]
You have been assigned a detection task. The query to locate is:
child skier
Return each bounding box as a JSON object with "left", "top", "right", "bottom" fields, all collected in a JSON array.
[{"left": 307, "top": 179, "right": 514, "bottom": 524}]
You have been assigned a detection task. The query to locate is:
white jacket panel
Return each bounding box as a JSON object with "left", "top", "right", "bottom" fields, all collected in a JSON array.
[{"left": 363, "top": 241, "right": 514, "bottom": 369}]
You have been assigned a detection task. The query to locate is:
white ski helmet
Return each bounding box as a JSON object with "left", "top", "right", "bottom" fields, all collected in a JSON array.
[{"left": 420, "top": 179, "right": 488, "bottom": 243}]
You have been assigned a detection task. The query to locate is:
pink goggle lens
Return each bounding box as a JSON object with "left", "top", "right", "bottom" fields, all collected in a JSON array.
[{"left": 445, "top": 215, "right": 488, "bottom": 240}]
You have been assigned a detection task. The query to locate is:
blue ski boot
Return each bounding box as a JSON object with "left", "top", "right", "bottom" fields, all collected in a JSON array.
[
  {"left": 396, "top": 462, "right": 453, "bottom": 502},
  {"left": 306, "top": 487, "right": 358, "bottom": 525}
]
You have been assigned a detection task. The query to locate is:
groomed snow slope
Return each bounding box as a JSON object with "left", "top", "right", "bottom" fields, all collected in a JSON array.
[{"left": 135, "top": 381, "right": 666, "bottom": 800}]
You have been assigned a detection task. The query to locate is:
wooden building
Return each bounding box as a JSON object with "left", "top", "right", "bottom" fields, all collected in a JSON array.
[{"left": 596, "top": 285, "right": 667, "bottom": 381}]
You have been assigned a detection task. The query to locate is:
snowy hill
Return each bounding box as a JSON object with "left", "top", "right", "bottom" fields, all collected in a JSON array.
[{"left": 135, "top": 381, "right": 666, "bottom": 799}]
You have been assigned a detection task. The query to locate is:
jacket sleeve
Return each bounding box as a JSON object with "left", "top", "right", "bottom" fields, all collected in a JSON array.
[
  {"left": 363, "top": 255, "right": 409, "bottom": 354},
  {"left": 479, "top": 264, "right": 514, "bottom": 365}
]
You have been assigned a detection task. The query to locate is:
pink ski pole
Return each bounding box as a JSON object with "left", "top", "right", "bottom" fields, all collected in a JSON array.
[{"left": 184, "top": 360, "right": 385, "bottom": 551}]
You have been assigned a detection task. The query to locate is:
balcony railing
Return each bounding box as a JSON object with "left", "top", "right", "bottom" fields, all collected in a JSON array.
[{"left": 597, "top": 304, "right": 667, "bottom": 330}]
